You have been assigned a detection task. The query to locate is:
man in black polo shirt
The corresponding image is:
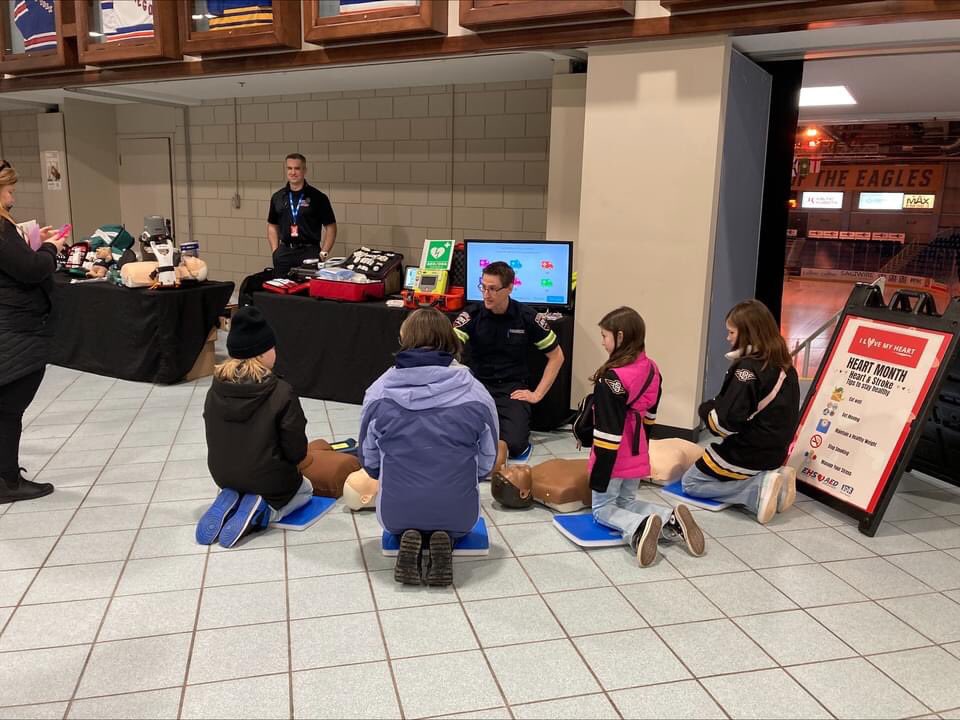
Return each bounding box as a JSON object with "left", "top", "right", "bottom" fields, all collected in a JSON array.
[
  {"left": 453, "top": 261, "right": 565, "bottom": 460},
  {"left": 267, "top": 153, "right": 337, "bottom": 278}
]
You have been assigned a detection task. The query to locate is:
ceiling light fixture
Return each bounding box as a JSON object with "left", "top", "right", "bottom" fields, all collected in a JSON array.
[{"left": 799, "top": 86, "right": 857, "bottom": 107}]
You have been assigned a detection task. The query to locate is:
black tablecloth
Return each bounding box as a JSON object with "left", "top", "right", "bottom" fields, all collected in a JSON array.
[
  {"left": 48, "top": 275, "right": 234, "bottom": 384},
  {"left": 254, "top": 292, "right": 575, "bottom": 431}
]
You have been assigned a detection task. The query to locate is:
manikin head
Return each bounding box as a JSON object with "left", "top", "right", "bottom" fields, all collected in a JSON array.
[
  {"left": 480, "top": 261, "right": 514, "bottom": 314},
  {"left": 343, "top": 469, "right": 378, "bottom": 510},
  {"left": 491, "top": 464, "right": 533, "bottom": 509}
]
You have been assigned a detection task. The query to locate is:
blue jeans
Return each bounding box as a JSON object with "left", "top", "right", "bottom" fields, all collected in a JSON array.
[
  {"left": 680, "top": 464, "right": 768, "bottom": 517},
  {"left": 592, "top": 478, "right": 673, "bottom": 544},
  {"left": 268, "top": 478, "right": 313, "bottom": 522}
]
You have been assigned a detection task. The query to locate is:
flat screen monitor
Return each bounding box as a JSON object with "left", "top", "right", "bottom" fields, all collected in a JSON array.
[{"left": 465, "top": 240, "right": 573, "bottom": 308}]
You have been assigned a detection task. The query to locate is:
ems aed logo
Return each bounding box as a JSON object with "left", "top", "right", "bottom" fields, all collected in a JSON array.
[
  {"left": 430, "top": 247, "right": 445, "bottom": 259},
  {"left": 849, "top": 326, "right": 927, "bottom": 368}
]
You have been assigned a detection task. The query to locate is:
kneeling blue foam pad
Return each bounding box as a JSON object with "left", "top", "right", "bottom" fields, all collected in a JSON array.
[
  {"left": 553, "top": 513, "right": 624, "bottom": 547},
  {"left": 270, "top": 496, "right": 337, "bottom": 530},
  {"left": 382, "top": 517, "right": 489, "bottom": 557},
  {"left": 659, "top": 480, "right": 731, "bottom": 511}
]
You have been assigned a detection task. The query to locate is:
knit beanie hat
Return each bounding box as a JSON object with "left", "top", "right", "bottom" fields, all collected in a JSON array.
[{"left": 227, "top": 306, "right": 276, "bottom": 360}]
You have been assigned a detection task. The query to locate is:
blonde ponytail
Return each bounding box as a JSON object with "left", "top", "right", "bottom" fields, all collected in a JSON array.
[{"left": 0, "top": 162, "right": 18, "bottom": 225}]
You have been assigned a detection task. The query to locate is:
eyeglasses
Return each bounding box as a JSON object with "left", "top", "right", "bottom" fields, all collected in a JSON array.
[{"left": 477, "top": 283, "right": 506, "bottom": 295}]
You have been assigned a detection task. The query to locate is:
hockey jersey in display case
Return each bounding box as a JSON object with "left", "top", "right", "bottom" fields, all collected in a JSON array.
[
  {"left": 12, "top": 0, "right": 56, "bottom": 53},
  {"left": 205, "top": 0, "right": 273, "bottom": 30},
  {"left": 100, "top": 0, "right": 154, "bottom": 42}
]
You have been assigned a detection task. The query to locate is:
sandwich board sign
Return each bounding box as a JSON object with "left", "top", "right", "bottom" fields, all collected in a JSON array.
[{"left": 787, "top": 284, "right": 960, "bottom": 535}]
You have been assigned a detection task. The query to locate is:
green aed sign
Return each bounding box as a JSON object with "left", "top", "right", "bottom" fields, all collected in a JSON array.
[{"left": 420, "top": 239, "right": 454, "bottom": 271}]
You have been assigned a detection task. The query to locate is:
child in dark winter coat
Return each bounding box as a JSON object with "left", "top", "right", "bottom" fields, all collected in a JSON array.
[
  {"left": 588, "top": 307, "right": 705, "bottom": 567},
  {"left": 681, "top": 299, "right": 800, "bottom": 524},
  {"left": 196, "top": 306, "right": 312, "bottom": 548}
]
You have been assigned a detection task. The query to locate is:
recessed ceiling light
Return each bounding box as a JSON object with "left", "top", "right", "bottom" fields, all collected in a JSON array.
[{"left": 799, "top": 85, "right": 857, "bottom": 107}]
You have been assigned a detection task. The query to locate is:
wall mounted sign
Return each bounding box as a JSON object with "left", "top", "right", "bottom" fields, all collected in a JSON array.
[
  {"left": 801, "top": 191, "right": 844, "bottom": 209},
  {"left": 793, "top": 164, "right": 943, "bottom": 193},
  {"left": 902, "top": 194, "right": 935, "bottom": 210},
  {"left": 859, "top": 192, "right": 904, "bottom": 211}
]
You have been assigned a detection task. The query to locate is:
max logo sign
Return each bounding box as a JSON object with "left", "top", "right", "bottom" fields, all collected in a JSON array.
[{"left": 849, "top": 326, "right": 927, "bottom": 368}]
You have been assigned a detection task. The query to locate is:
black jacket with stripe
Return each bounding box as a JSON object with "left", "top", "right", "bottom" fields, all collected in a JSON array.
[
  {"left": 696, "top": 356, "right": 800, "bottom": 481},
  {"left": 589, "top": 361, "right": 661, "bottom": 492}
]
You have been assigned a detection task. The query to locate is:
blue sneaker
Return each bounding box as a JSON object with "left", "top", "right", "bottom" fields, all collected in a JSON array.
[
  {"left": 195, "top": 489, "right": 240, "bottom": 545},
  {"left": 218, "top": 494, "right": 271, "bottom": 548},
  {"left": 509, "top": 443, "right": 532, "bottom": 462}
]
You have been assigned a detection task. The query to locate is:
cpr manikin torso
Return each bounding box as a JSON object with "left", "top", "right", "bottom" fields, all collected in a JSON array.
[{"left": 492, "top": 438, "right": 704, "bottom": 512}]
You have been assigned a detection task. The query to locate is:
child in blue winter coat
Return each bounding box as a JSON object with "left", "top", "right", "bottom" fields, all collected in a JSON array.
[{"left": 359, "top": 308, "right": 500, "bottom": 587}]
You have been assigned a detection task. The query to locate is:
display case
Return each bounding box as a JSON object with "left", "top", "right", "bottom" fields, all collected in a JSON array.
[
  {"left": 75, "top": 0, "right": 179, "bottom": 64},
  {"left": 0, "top": 0, "right": 77, "bottom": 74},
  {"left": 178, "top": 0, "right": 300, "bottom": 55},
  {"left": 303, "top": 0, "right": 446, "bottom": 44},
  {"left": 458, "top": 0, "right": 634, "bottom": 31}
]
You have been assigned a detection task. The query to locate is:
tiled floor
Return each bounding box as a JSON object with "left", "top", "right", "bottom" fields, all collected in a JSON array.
[{"left": 3, "top": 363, "right": 960, "bottom": 719}]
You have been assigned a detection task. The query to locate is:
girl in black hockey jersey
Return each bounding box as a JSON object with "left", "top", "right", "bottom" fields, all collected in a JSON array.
[
  {"left": 588, "top": 307, "right": 705, "bottom": 567},
  {"left": 681, "top": 299, "right": 800, "bottom": 524}
]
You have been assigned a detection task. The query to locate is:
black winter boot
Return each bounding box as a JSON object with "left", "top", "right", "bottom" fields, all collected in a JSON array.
[{"left": 0, "top": 473, "right": 54, "bottom": 504}]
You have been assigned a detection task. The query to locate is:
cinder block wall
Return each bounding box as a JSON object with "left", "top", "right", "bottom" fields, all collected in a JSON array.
[
  {"left": 176, "top": 80, "right": 551, "bottom": 287},
  {"left": 0, "top": 111, "right": 45, "bottom": 226}
]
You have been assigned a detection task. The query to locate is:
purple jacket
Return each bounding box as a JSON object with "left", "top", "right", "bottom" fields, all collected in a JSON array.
[{"left": 359, "top": 349, "right": 499, "bottom": 536}]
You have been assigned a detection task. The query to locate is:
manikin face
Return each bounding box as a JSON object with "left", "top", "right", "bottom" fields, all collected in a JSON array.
[
  {"left": 0, "top": 184, "right": 15, "bottom": 211},
  {"left": 286, "top": 160, "right": 305, "bottom": 188},
  {"left": 259, "top": 348, "right": 277, "bottom": 369},
  {"left": 480, "top": 273, "right": 512, "bottom": 314},
  {"left": 601, "top": 328, "right": 621, "bottom": 355},
  {"left": 344, "top": 470, "right": 379, "bottom": 509},
  {"left": 726, "top": 321, "right": 739, "bottom": 349}
]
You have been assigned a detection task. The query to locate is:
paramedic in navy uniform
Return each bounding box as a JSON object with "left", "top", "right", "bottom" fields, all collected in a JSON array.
[
  {"left": 267, "top": 153, "right": 337, "bottom": 278},
  {"left": 453, "top": 261, "right": 564, "bottom": 460}
]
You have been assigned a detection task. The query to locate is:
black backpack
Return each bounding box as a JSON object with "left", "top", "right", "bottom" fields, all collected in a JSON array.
[
  {"left": 238, "top": 269, "right": 275, "bottom": 307},
  {"left": 573, "top": 365, "right": 657, "bottom": 452}
]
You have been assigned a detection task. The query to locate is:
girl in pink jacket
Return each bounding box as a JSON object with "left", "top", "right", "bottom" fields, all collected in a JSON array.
[{"left": 588, "top": 307, "right": 706, "bottom": 567}]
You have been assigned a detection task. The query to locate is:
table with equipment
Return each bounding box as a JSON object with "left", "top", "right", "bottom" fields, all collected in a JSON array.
[
  {"left": 253, "top": 291, "right": 575, "bottom": 431},
  {"left": 48, "top": 275, "right": 234, "bottom": 384}
]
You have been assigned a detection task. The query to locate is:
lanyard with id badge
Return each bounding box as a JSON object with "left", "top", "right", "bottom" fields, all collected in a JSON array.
[{"left": 289, "top": 190, "right": 303, "bottom": 238}]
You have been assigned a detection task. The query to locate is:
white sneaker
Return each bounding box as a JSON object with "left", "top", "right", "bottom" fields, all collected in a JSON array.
[
  {"left": 777, "top": 466, "right": 797, "bottom": 513},
  {"left": 756, "top": 471, "right": 783, "bottom": 525}
]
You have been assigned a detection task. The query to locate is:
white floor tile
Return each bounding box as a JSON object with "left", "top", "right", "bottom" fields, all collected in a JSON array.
[
  {"left": 393, "top": 650, "right": 502, "bottom": 718},
  {"left": 658, "top": 619, "right": 776, "bottom": 676},
  {"left": 701, "top": 668, "right": 832, "bottom": 719}
]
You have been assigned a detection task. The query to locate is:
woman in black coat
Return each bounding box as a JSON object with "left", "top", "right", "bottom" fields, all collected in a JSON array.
[{"left": 0, "top": 161, "right": 69, "bottom": 503}]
